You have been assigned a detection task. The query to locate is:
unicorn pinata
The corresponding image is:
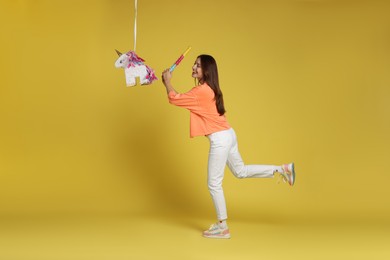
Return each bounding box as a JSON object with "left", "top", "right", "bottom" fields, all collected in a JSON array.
[{"left": 115, "top": 50, "right": 157, "bottom": 87}]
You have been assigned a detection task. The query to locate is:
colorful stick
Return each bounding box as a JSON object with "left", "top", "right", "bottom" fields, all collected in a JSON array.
[{"left": 169, "top": 47, "right": 192, "bottom": 72}]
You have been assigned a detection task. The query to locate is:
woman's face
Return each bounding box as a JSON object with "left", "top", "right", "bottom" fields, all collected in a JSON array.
[{"left": 192, "top": 58, "right": 203, "bottom": 82}]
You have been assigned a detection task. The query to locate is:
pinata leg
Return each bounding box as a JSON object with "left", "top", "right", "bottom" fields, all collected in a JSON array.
[{"left": 125, "top": 69, "right": 136, "bottom": 87}]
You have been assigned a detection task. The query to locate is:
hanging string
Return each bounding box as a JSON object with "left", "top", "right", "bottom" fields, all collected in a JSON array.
[{"left": 133, "top": 0, "right": 138, "bottom": 52}]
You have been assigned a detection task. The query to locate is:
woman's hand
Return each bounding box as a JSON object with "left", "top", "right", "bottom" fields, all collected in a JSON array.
[
  {"left": 161, "top": 69, "right": 177, "bottom": 95},
  {"left": 162, "top": 69, "right": 172, "bottom": 85}
]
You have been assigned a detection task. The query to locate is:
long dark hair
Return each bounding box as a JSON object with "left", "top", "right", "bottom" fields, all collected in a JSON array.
[{"left": 198, "top": 55, "right": 226, "bottom": 115}]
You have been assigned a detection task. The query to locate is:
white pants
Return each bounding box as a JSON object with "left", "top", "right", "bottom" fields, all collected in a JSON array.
[{"left": 207, "top": 128, "right": 276, "bottom": 220}]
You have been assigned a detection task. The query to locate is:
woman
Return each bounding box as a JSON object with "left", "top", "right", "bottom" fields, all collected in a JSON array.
[{"left": 162, "top": 54, "right": 295, "bottom": 239}]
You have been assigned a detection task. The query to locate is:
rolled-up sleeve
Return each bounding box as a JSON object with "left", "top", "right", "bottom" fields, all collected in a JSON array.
[{"left": 168, "top": 89, "right": 199, "bottom": 111}]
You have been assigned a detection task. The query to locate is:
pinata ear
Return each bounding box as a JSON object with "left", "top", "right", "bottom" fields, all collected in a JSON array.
[{"left": 115, "top": 49, "right": 123, "bottom": 56}]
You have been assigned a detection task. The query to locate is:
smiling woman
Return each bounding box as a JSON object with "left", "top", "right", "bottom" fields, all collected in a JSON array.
[{"left": 162, "top": 54, "right": 295, "bottom": 238}]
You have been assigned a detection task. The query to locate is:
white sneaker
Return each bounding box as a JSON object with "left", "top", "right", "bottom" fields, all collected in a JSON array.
[
  {"left": 280, "top": 163, "right": 295, "bottom": 186},
  {"left": 203, "top": 223, "right": 231, "bottom": 239}
]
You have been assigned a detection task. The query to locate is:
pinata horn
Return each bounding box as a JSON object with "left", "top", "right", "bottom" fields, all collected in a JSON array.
[{"left": 115, "top": 49, "right": 123, "bottom": 56}]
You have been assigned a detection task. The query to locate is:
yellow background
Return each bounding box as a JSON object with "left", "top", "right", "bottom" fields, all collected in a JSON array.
[{"left": 1, "top": 0, "right": 389, "bottom": 259}]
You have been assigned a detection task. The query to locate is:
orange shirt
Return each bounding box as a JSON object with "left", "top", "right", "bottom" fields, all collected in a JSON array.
[{"left": 168, "top": 83, "right": 231, "bottom": 138}]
